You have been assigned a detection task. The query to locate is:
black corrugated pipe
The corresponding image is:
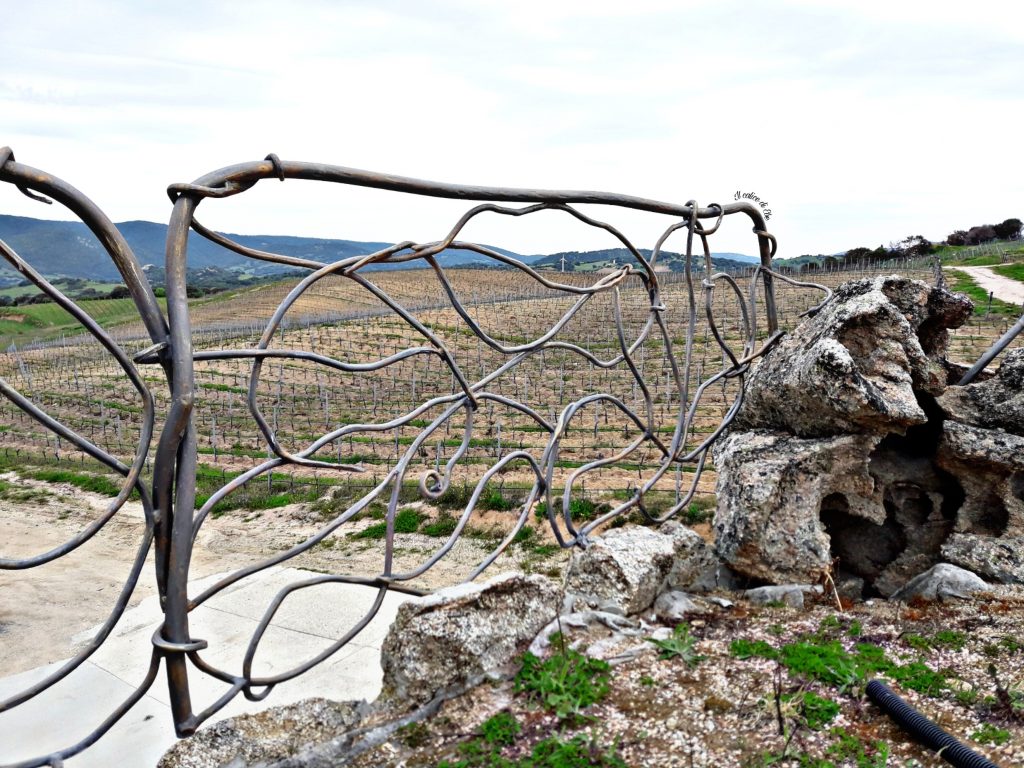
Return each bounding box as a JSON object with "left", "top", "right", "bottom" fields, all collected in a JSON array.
[{"left": 866, "top": 680, "right": 1001, "bottom": 768}]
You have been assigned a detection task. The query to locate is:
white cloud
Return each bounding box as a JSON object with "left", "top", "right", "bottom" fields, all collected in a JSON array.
[{"left": 1, "top": 0, "right": 1022, "bottom": 260}]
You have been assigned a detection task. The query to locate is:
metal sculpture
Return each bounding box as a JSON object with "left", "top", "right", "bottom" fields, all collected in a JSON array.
[{"left": 0, "top": 149, "right": 824, "bottom": 766}]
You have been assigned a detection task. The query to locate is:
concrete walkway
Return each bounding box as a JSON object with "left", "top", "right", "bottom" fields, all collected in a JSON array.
[
  {"left": 952, "top": 265, "right": 1024, "bottom": 306},
  {"left": 0, "top": 567, "right": 410, "bottom": 767}
]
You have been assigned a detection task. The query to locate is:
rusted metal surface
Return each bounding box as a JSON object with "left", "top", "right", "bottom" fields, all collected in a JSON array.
[{"left": 0, "top": 149, "right": 821, "bottom": 766}]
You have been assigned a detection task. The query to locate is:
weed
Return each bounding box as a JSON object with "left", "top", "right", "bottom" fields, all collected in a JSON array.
[
  {"left": 780, "top": 641, "right": 860, "bottom": 691},
  {"left": 422, "top": 514, "right": 459, "bottom": 537},
  {"left": 847, "top": 621, "right": 862, "bottom": 638},
  {"left": 730, "top": 639, "right": 779, "bottom": 660},
  {"left": 437, "top": 483, "right": 475, "bottom": 510},
  {"left": 353, "top": 522, "right": 388, "bottom": 540},
  {"left": 683, "top": 497, "right": 715, "bottom": 524},
  {"left": 819, "top": 615, "right": 841, "bottom": 631},
  {"left": 527, "top": 734, "right": 627, "bottom": 767},
  {"left": 438, "top": 712, "right": 624, "bottom": 768},
  {"left": 784, "top": 691, "right": 840, "bottom": 730},
  {"left": 971, "top": 722, "right": 1011, "bottom": 745},
  {"left": 827, "top": 727, "right": 889, "bottom": 768},
  {"left": 955, "top": 686, "right": 980, "bottom": 707},
  {"left": 535, "top": 498, "right": 607, "bottom": 523},
  {"left": 394, "top": 507, "right": 422, "bottom": 533},
  {"left": 366, "top": 503, "right": 387, "bottom": 519},
  {"left": 904, "top": 634, "right": 931, "bottom": 652},
  {"left": 513, "top": 524, "right": 537, "bottom": 545},
  {"left": 514, "top": 649, "right": 612, "bottom": 720},
  {"left": 932, "top": 630, "right": 967, "bottom": 651},
  {"left": 639, "top": 675, "right": 655, "bottom": 687},
  {"left": 529, "top": 543, "right": 561, "bottom": 557},
  {"left": 353, "top": 508, "right": 422, "bottom": 539},
  {"left": 481, "top": 488, "right": 512, "bottom": 511},
  {"left": 648, "top": 623, "right": 704, "bottom": 667},
  {"left": 478, "top": 712, "right": 520, "bottom": 746}
]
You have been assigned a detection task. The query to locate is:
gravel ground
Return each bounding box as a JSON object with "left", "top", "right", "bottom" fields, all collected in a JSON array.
[{"left": 348, "top": 589, "right": 1024, "bottom": 767}]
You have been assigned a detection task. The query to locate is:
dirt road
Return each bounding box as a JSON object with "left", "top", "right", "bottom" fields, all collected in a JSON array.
[{"left": 952, "top": 265, "right": 1024, "bottom": 306}]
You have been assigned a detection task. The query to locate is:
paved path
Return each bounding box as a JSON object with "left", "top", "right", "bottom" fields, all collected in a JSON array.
[
  {"left": 952, "top": 265, "right": 1024, "bottom": 306},
  {"left": 0, "top": 567, "right": 409, "bottom": 767}
]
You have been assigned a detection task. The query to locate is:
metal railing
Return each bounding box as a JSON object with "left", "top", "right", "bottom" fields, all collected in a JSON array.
[{"left": 0, "top": 148, "right": 826, "bottom": 766}]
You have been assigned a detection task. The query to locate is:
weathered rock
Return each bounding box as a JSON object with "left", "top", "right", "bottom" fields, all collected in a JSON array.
[
  {"left": 652, "top": 590, "right": 700, "bottom": 621},
  {"left": 658, "top": 520, "right": 737, "bottom": 592},
  {"left": 938, "top": 349, "right": 1024, "bottom": 434},
  {"left": 743, "top": 584, "right": 822, "bottom": 610},
  {"left": 890, "top": 563, "right": 989, "bottom": 602},
  {"left": 158, "top": 698, "right": 366, "bottom": 768},
  {"left": 566, "top": 526, "right": 676, "bottom": 614},
  {"left": 710, "top": 277, "right": 1011, "bottom": 596},
  {"left": 937, "top": 421, "right": 1024, "bottom": 537},
  {"left": 379, "top": 572, "right": 559, "bottom": 708},
  {"left": 713, "top": 430, "right": 880, "bottom": 584},
  {"left": 941, "top": 534, "right": 1024, "bottom": 584},
  {"left": 734, "top": 276, "right": 971, "bottom": 438}
]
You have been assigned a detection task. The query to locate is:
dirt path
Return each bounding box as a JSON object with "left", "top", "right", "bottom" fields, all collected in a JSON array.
[
  {"left": 0, "top": 480, "right": 563, "bottom": 676},
  {"left": 952, "top": 265, "right": 1024, "bottom": 305}
]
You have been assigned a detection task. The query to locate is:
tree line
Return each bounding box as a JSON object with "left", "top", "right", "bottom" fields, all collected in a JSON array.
[{"left": 793, "top": 217, "right": 1021, "bottom": 273}]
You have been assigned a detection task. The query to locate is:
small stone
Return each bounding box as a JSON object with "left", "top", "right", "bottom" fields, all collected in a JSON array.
[
  {"left": 743, "top": 584, "right": 823, "bottom": 610},
  {"left": 652, "top": 590, "right": 699, "bottom": 622},
  {"left": 566, "top": 526, "right": 676, "bottom": 614},
  {"left": 890, "top": 563, "right": 989, "bottom": 602}
]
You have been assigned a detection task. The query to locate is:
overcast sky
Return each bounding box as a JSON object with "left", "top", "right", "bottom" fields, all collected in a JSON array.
[{"left": 2, "top": 0, "right": 1022, "bottom": 259}]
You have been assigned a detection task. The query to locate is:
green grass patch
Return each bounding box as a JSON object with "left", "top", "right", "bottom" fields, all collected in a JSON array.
[
  {"left": 972, "top": 722, "right": 1011, "bottom": 746},
  {"left": 27, "top": 468, "right": 124, "bottom": 497},
  {"left": 353, "top": 522, "right": 388, "bottom": 540},
  {"left": 421, "top": 513, "right": 459, "bottom": 537},
  {"left": 350, "top": 507, "right": 421, "bottom": 539},
  {"left": 729, "top": 636, "right": 947, "bottom": 696},
  {"left": 394, "top": 507, "right": 423, "bottom": 533},
  {"left": 515, "top": 647, "right": 612, "bottom": 721},
  {"left": 993, "top": 262, "right": 1024, "bottom": 283},
  {"left": 784, "top": 691, "right": 840, "bottom": 731},
  {"left": 438, "top": 711, "right": 626, "bottom": 768}
]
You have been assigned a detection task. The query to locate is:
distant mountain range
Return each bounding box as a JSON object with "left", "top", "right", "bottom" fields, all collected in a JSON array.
[{"left": 0, "top": 215, "right": 757, "bottom": 284}]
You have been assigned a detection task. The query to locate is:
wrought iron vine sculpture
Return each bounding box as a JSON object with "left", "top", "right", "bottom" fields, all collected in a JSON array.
[{"left": 0, "top": 149, "right": 830, "bottom": 766}]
